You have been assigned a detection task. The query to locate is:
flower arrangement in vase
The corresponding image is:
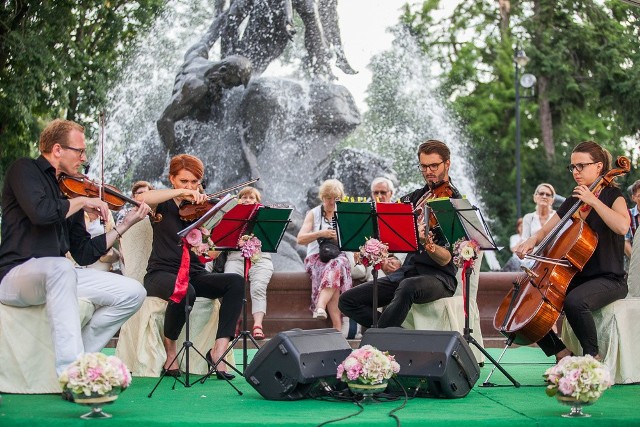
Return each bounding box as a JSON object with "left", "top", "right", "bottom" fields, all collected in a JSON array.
[
  {"left": 543, "top": 354, "right": 613, "bottom": 417},
  {"left": 59, "top": 352, "right": 131, "bottom": 419},
  {"left": 337, "top": 345, "right": 400, "bottom": 401}
]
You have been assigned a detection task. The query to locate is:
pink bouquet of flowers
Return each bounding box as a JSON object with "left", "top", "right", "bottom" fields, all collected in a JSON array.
[
  {"left": 185, "top": 226, "right": 215, "bottom": 259},
  {"left": 543, "top": 355, "right": 612, "bottom": 402},
  {"left": 358, "top": 238, "right": 389, "bottom": 270},
  {"left": 59, "top": 353, "right": 131, "bottom": 397},
  {"left": 452, "top": 238, "right": 480, "bottom": 269},
  {"left": 238, "top": 234, "right": 262, "bottom": 262},
  {"left": 336, "top": 345, "right": 400, "bottom": 385}
]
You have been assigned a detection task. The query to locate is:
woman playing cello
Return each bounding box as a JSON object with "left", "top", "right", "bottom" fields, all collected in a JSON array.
[{"left": 515, "top": 141, "right": 629, "bottom": 362}]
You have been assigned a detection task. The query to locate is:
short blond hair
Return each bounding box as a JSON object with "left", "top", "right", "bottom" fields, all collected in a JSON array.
[
  {"left": 318, "top": 179, "right": 344, "bottom": 201},
  {"left": 39, "top": 119, "right": 85, "bottom": 153},
  {"left": 238, "top": 186, "right": 261, "bottom": 202}
]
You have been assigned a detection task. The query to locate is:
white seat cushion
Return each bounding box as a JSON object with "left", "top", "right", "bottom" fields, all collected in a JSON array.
[
  {"left": 403, "top": 252, "right": 485, "bottom": 363},
  {"left": 115, "top": 296, "right": 235, "bottom": 376},
  {"left": 0, "top": 298, "right": 95, "bottom": 394},
  {"left": 560, "top": 297, "right": 640, "bottom": 384}
]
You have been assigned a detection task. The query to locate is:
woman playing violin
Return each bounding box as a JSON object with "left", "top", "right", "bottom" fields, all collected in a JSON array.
[
  {"left": 137, "top": 154, "right": 244, "bottom": 379},
  {"left": 515, "top": 141, "right": 629, "bottom": 362}
]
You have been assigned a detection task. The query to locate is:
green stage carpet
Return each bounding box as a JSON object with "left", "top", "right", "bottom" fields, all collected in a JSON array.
[{"left": 1, "top": 347, "right": 638, "bottom": 426}]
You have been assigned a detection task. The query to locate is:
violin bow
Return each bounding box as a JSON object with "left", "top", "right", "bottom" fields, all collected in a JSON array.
[{"left": 99, "top": 111, "right": 106, "bottom": 225}]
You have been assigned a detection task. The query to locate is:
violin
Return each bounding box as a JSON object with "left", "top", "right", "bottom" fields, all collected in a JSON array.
[
  {"left": 493, "top": 156, "right": 631, "bottom": 346},
  {"left": 58, "top": 174, "right": 162, "bottom": 223},
  {"left": 178, "top": 178, "right": 260, "bottom": 221},
  {"left": 413, "top": 180, "right": 456, "bottom": 229}
]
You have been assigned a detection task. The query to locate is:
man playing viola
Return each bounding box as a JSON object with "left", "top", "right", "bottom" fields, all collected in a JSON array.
[
  {"left": 0, "top": 119, "right": 151, "bottom": 397},
  {"left": 339, "top": 139, "right": 461, "bottom": 328}
]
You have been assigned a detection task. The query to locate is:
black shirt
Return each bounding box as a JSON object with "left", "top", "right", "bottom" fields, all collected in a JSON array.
[
  {"left": 145, "top": 200, "right": 206, "bottom": 276},
  {"left": 386, "top": 181, "right": 462, "bottom": 291},
  {"left": 555, "top": 186, "right": 625, "bottom": 283},
  {"left": 0, "top": 156, "right": 106, "bottom": 282}
]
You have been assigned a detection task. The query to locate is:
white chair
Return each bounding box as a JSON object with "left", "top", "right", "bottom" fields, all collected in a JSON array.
[
  {"left": 116, "top": 218, "right": 234, "bottom": 376},
  {"left": 560, "top": 237, "right": 640, "bottom": 384},
  {"left": 0, "top": 298, "right": 95, "bottom": 393},
  {"left": 402, "top": 252, "right": 485, "bottom": 364}
]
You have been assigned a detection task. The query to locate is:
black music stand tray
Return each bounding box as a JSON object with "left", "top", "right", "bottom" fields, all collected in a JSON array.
[
  {"left": 148, "top": 195, "right": 237, "bottom": 397},
  {"left": 335, "top": 201, "right": 418, "bottom": 328},
  {"left": 429, "top": 198, "right": 520, "bottom": 388},
  {"left": 201, "top": 204, "right": 292, "bottom": 386}
]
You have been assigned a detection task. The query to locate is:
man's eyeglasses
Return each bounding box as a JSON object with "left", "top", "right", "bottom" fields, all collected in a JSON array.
[
  {"left": 418, "top": 161, "right": 444, "bottom": 172},
  {"left": 372, "top": 191, "right": 388, "bottom": 195},
  {"left": 61, "top": 145, "right": 86, "bottom": 157},
  {"left": 536, "top": 192, "right": 553, "bottom": 198},
  {"left": 566, "top": 162, "right": 597, "bottom": 173}
]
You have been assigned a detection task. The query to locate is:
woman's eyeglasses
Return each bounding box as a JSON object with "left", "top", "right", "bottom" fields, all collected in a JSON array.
[
  {"left": 536, "top": 192, "right": 553, "bottom": 198},
  {"left": 566, "top": 162, "right": 597, "bottom": 173}
]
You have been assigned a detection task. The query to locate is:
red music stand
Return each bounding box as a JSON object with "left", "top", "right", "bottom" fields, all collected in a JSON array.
[{"left": 335, "top": 201, "right": 418, "bottom": 327}]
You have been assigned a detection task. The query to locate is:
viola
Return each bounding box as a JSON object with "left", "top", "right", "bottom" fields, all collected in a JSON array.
[
  {"left": 413, "top": 180, "right": 456, "bottom": 229},
  {"left": 178, "top": 178, "right": 260, "bottom": 221},
  {"left": 58, "top": 174, "right": 162, "bottom": 222},
  {"left": 493, "top": 156, "right": 631, "bottom": 346}
]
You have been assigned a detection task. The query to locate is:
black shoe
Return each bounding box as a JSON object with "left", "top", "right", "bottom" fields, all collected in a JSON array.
[
  {"left": 161, "top": 367, "right": 181, "bottom": 378},
  {"left": 61, "top": 389, "right": 74, "bottom": 402},
  {"left": 206, "top": 349, "right": 235, "bottom": 380}
]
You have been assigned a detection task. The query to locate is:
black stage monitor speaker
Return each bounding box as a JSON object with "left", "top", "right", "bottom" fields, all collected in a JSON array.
[
  {"left": 244, "top": 328, "right": 352, "bottom": 400},
  {"left": 360, "top": 328, "right": 480, "bottom": 398}
]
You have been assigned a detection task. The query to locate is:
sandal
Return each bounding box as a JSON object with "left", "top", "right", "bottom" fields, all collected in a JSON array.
[{"left": 252, "top": 325, "right": 266, "bottom": 340}]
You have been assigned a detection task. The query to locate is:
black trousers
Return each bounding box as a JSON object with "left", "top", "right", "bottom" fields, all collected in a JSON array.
[
  {"left": 537, "top": 275, "right": 627, "bottom": 357},
  {"left": 338, "top": 274, "right": 454, "bottom": 328},
  {"left": 144, "top": 270, "right": 244, "bottom": 341}
]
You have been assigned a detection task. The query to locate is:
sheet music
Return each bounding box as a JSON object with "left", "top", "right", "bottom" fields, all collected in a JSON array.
[
  {"left": 449, "top": 198, "right": 495, "bottom": 249},
  {"left": 177, "top": 193, "right": 236, "bottom": 238}
]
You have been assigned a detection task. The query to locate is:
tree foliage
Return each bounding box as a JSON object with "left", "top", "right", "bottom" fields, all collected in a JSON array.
[
  {"left": 375, "top": 0, "right": 640, "bottom": 263},
  {"left": 0, "top": 0, "right": 165, "bottom": 187}
]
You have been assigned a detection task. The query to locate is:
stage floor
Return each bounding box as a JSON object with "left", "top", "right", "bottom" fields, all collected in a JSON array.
[{"left": 1, "top": 347, "right": 639, "bottom": 426}]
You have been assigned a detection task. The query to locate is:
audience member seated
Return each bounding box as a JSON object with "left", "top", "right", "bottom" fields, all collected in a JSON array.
[
  {"left": 297, "top": 179, "right": 352, "bottom": 332},
  {"left": 223, "top": 186, "right": 274, "bottom": 341}
]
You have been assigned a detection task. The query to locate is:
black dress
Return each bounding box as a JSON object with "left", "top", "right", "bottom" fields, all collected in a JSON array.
[{"left": 143, "top": 200, "right": 244, "bottom": 340}]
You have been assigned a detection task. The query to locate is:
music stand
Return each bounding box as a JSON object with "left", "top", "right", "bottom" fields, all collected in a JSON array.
[
  {"left": 335, "top": 201, "right": 417, "bottom": 327},
  {"left": 148, "top": 195, "right": 236, "bottom": 397},
  {"left": 428, "top": 198, "right": 520, "bottom": 388},
  {"left": 202, "top": 204, "right": 292, "bottom": 382}
]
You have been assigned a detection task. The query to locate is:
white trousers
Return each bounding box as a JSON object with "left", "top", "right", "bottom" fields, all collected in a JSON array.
[
  {"left": 0, "top": 257, "right": 146, "bottom": 375},
  {"left": 224, "top": 252, "right": 273, "bottom": 315}
]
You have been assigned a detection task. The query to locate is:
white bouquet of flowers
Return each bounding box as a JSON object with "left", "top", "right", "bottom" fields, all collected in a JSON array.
[
  {"left": 336, "top": 345, "right": 400, "bottom": 385},
  {"left": 452, "top": 238, "right": 480, "bottom": 269},
  {"left": 59, "top": 353, "right": 132, "bottom": 398},
  {"left": 543, "top": 355, "right": 613, "bottom": 402}
]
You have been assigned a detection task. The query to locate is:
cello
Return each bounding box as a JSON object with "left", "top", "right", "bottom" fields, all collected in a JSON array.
[{"left": 493, "top": 156, "right": 630, "bottom": 346}]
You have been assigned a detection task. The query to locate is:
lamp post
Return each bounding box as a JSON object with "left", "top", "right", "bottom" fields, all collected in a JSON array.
[{"left": 514, "top": 48, "right": 534, "bottom": 219}]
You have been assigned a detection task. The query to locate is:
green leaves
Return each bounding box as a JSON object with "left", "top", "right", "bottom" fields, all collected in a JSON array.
[{"left": 0, "top": 0, "right": 164, "bottom": 187}]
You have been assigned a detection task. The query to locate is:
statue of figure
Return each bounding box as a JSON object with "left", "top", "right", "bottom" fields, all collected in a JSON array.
[
  {"left": 157, "top": 45, "right": 252, "bottom": 154},
  {"left": 195, "top": 0, "right": 355, "bottom": 78}
]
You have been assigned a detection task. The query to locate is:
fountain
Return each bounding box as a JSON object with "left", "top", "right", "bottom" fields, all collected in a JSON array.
[{"left": 93, "top": 1, "right": 499, "bottom": 270}]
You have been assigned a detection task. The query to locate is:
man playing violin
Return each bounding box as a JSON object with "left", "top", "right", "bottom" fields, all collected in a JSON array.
[
  {"left": 339, "top": 139, "right": 462, "bottom": 328},
  {"left": 0, "top": 119, "right": 152, "bottom": 396},
  {"left": 515, "top": 141, "right": 629, "bottom": 362}
]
